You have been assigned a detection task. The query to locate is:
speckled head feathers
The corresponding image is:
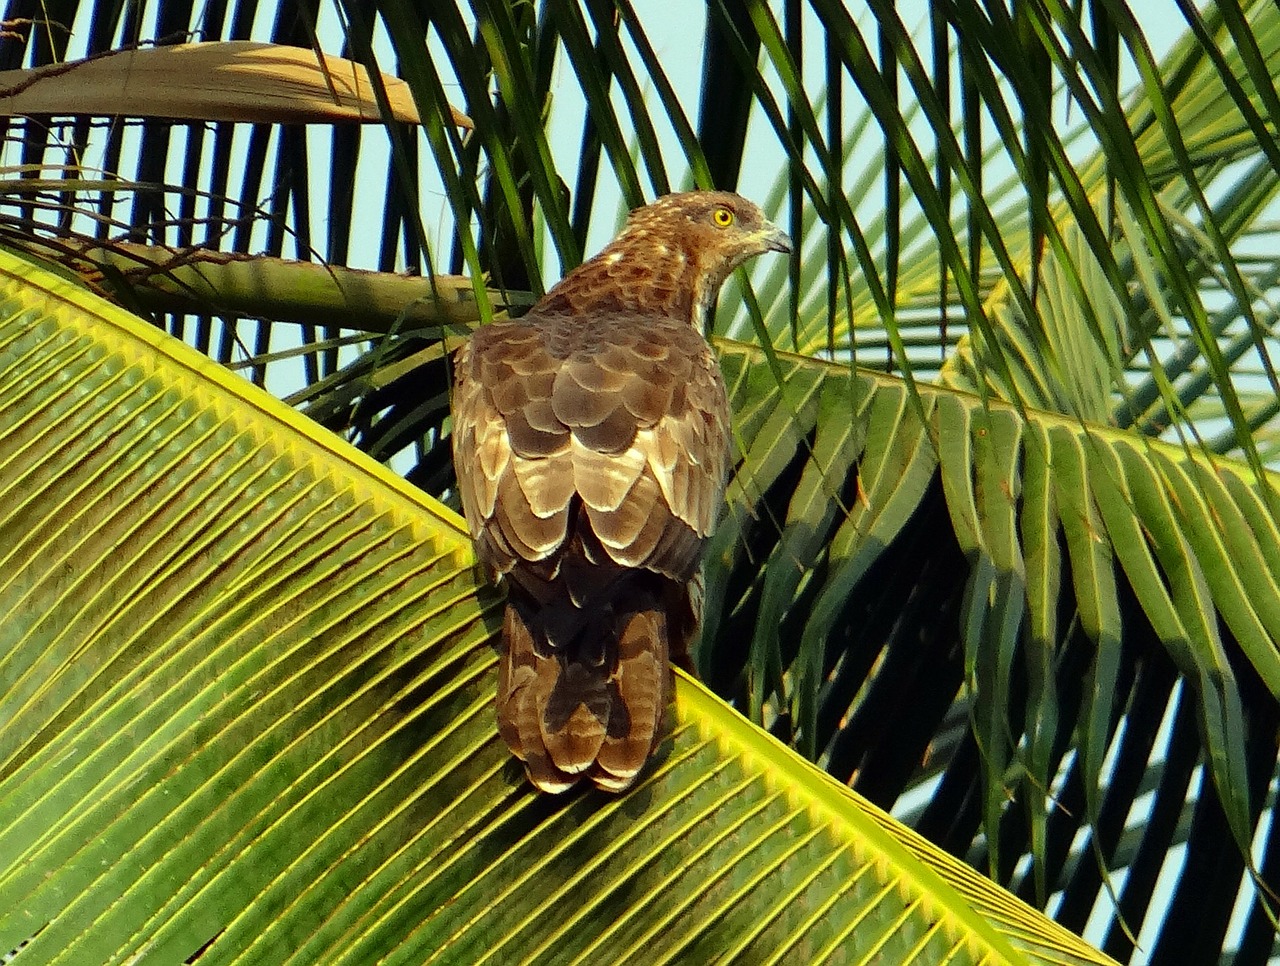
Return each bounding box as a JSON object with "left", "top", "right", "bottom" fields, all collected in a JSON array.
[
  {"left": 617, "top": 190, "right": 792, "bottom": 262},
  {"left": 534, "top": 190, "right": 792, "bottom": 328}
]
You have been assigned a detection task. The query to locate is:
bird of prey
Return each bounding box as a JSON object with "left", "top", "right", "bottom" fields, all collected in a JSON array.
[{"left": 451, "top": 190, "right": 791, "bottom": 793}]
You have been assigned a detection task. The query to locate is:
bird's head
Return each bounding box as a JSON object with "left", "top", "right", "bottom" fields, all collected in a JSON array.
[
  {"left": 621, "top": 190, "right": 791, "bottom": 263},
  {"left": 540, "top": 190, "right": 791, "bottom": 328},
  {"left": 609, "top": 190, "right": 792, "bottom": 326}
]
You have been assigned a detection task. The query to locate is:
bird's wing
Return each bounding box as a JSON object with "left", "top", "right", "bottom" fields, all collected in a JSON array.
[
  {"left": 452, "top": 313, "right": 730, "bottom": 584},
  {"left": 452, "top": 313, "right": 730, "bottom": 792}
]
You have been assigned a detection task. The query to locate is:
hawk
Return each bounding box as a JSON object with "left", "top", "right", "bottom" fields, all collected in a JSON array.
[{"left": 451, "top": 190, "right": 791, "bottom": 793}]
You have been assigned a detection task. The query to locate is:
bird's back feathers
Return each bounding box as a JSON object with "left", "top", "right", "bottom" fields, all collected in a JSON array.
[{"left": 451, "top": 190, "right": 787, "bottom": 792}]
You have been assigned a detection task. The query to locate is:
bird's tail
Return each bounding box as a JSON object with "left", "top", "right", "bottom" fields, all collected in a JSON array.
[{"left": 495, "top": 589, "right": 675, "bottom": 793}]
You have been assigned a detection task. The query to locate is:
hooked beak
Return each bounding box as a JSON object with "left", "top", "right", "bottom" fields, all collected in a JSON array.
[{"left": 759, "top": 220, "right": 793, "bottom": 254}]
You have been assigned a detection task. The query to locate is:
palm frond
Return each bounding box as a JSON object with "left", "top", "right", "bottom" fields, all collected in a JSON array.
[
  {"left": 3, "top": 1, "right": 1280, "bottom": 960},
  {"left": 0, "top": 247, "right": 1116, "bottom": 966},
  {"left": 701, "top": 337, "right": 1280, "bottom": 955}
]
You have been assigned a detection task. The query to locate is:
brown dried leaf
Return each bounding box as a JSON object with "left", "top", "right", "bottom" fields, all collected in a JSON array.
[{"left": 0, "top": 40, "right": 472, "bottom": 128}]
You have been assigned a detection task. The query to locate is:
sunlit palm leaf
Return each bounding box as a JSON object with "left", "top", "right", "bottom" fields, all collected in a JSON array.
[
  {"left": 3, "top": 1, "right": 1280, "bottom": 961},
  {"left": 0, "top": 250, "right": 1124, "bottom": 964}
]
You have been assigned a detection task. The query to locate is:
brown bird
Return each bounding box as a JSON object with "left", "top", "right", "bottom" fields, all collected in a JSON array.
[{"left": 451, "top": 190, "right": 791, "bottom": 792}]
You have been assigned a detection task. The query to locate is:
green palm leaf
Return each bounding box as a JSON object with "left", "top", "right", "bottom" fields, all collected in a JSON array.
[
  {"left": 2, "top": 0, "right": 1280, "bottom": 960},
  {"left": 0, "top": 250, "right": 1115, "bottom": 963}
]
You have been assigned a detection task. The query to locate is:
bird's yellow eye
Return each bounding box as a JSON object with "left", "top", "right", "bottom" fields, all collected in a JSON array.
[{"left": 712, "top": 206, "right": 734, "bottom": 228}]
